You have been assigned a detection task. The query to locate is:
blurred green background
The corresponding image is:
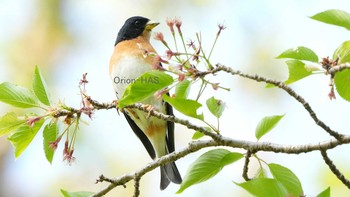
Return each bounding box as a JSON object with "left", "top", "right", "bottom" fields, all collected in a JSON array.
[{"left": 1, "top": 0, "right": 350, "bottom": 196}]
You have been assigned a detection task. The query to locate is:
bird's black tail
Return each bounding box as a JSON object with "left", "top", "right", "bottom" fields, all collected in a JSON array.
[{"left": 160, "top": 161, "right": 182, "bottom": 190}]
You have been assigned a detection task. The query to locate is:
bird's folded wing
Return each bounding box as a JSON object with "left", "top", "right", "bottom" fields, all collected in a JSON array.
[{"left": 123, "top": 113, "right": 156, "bottom": 159}]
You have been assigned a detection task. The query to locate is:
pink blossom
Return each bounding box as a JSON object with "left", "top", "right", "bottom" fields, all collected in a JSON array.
[
  {"left": 48, "top": 136, "right": 62, "bottom": 150},
  {"left": 178, "top": 73, "right": 185, "bottom": 82},
  {"left": 26, "top": 116, "right": 41, "bottom": 127},
  {"left": 166, "top": 18, "right": 175, "bottom": 34},
  {"left": 154, "top": 32, "right": 164, "bottom": 41}
]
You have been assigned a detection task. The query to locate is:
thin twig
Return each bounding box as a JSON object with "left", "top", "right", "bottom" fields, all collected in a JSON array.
[
  {"left": 242, "top": 150, "right": 253, "bottom": 181},
  {"left": 320, "top": 149, "right": 350, "bottom": 189},
  {"left": 86, "top": 96, "right": 116, "bottom": 110},
  {"left": 133, "top": 175, "right": 141, "bottom": 197}
]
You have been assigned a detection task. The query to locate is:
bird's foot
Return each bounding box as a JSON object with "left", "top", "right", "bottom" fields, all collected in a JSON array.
[
  {"left": 144, "top": 104, "right": 154, "bottom": 119},
  {"left": 113, "top": 100, "right": 121, "bottom": 115}
]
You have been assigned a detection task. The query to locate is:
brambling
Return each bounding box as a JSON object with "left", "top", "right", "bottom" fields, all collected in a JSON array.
[{"left": 109, "top": 16, "right": 182, "bottom": 190}]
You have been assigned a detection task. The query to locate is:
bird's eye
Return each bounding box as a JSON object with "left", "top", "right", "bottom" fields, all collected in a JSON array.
[{"left": 134, "top": 20, "right": 141, "bottom": 26}]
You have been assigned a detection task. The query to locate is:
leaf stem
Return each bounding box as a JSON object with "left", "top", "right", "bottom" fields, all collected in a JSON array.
[
  {"left": 196, "top": 33, "right": 213, "bottom": 70},
  {"left": 178, "top": 31, "right": 188, "bottom": 59},
  {"left": 195, "top": 78, "right": 207, "bottom": 101},
  {"left": 208, "top": 33, "right": 219, "bottom": 60},
  {"left": 202, "top": 78, "right": 231, "bottom": 91},
  {"left": 203, "top": 120, "right": 219, "bottom": 134},
  {"left": 172, "top": 32, "right": 178, "bottom": 53},
  {"left": 217, "top": 118, "right": 220, "bottom": 132}
]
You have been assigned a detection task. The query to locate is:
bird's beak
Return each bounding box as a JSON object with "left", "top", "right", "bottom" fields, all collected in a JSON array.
[{"left": 145, "top": 21, "right": 160, "bottom": 31}]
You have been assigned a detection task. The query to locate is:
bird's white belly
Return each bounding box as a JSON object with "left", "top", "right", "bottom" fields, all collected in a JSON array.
[{"left": 110, "top": 56, "right": 151, "bottom": 98}]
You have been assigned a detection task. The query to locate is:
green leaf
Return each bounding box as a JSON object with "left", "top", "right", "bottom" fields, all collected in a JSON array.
[
  {"left": 163, "top": 94, "right": 204, "bottom": 120},
  {"left": 177, "top": 149, "right": 243, "bottom": 193},
  {"left": 235, "top": 178, "right": 288, "bottom": 197},
  {"left": 268, "top": 163, "right": 303, "bottom": 197},
  {"left": 285, "top": 60, "right": 313, "bottom": 85},
  {"left": 192, "top": 127, "right": 212, "bottom": 140},
  {"left": 206, "top": 96, "right": 225, "bottom": 118},
  {"left": 255, "top": 114, "right": 284, "bottom": 140},
  {"left": 118, "top": 71, "right": 174, "bottom": 108},
  {"left": 8, "top": 119, "right": 44, "bottom": 158},
  {"left": 0, "top": 112, "right": 26, "bottom": 137},
  {"left": 254, "top": 168, "right": 267, "bottom": 179},
  {"left": 333, "top": 40, "right": 350, "bottom": 64},
  {"left": 334, "top": 69, "right": 350, "bottom": 101},
  {"left": 311, "top": 9, "right": 350, "bottom": 31},
  {"left": 316, "top": 187, "right": 331, "bottom": 197},
  {"left": 276, "top": 46, "right": 319, "bottom": 63},
  {"left": 0, "top": 82, "right": 40, "bottom": 108},
  {"left": 192, "top": 131, "right": 204, "bottom": 139},
  {"left": 175, "top": 79, "right": 191, "bottom": 99},
  {"left": 33, "top": 66, "right": 51, "bottom": 106},
  {"left": 43, "top": 122, "right": 58, "bottom": 164},
  {"left": 60, "top": 189, "right": 94, "bottom": 197}
]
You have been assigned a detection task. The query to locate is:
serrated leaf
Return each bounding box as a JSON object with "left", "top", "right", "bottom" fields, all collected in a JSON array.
[
  {"left": 311, "top": 9, "right": 350, "bottom": 31},
  {"left": 0, "top": 82, "right": 40, "bottom": 108},
  {"left": 8, "top": 119, "right": 44, "bottom": 158},
  {"left": 177, "top": 149, "right": 243, "bottom": 193},
  {"left": 268, "top": 163, "right": 303, "bottom": 197},
  {"left": 285, "top": 60, "right": 313, "bottom": 85},
  {"left": 277, "top": 46, "right": 318, "bottom": 63},
  {"left": 118, "top": 71, "right": 174, "bottom": 108},
  {"left": 334, "top": 69, "right": 350, "bottom": 101},
  {"left": 43, "top": 122, "right": 58, "bottom": 164},
  {"left": 333, "top": 40, "right": 350, "bottom": 64},
  {"left": 255, "top": 114, "right": 284, "bottom": 140},
  {"left": 0, "top": 112, "right": 26, "bottom": 137},
  {"left": 60, "top": 189, "right": 94, "bottom": 197},
  {"left": 175, "top": 79, "right": 191, "bottom": 99},
  {"left": 33, "top": 65, "right": 51, "bottom": 106},
  {"left": 206, "top": 96, "right": 225, "bottom": 118},
  {"left": 316, "top": 187, "right": 331, "bottom": 197},
  {"left": 235, "top": 178, "right": 288, "bottom": 197},
  {"left": 163, "top": 94, "right": 204, "bottom": 120}
]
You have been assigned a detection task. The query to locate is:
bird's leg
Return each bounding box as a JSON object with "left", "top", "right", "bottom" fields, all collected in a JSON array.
[
  {"left": 113, "top": 100, "right": 121, "bottom": 115},
  {"left": 144, "top": 104, "right": 154, "bottom": 119}
]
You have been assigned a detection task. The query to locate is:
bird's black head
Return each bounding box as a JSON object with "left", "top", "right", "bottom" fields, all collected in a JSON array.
[{"left": 115, "top": 16, "right": 158, "bottom": 46}]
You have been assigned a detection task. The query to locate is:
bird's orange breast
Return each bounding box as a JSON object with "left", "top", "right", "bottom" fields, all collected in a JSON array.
[{"left": 109, "top": 36, "right": 157, "bottom": 75}]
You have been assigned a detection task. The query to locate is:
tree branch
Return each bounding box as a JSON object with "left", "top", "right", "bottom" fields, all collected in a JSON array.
[
  {"left": 89, "top": 96, "right": 350, "bottom": 195},
  {"left": 93, "top": 140, "right": 217, "bottom": 197},
  {"left": 93, "top": 134, "right": 350, "bottom": 196},
  {"left": 90, "top": 99, "right": 350, "bottom": 195},
  {"left": 197, "top": 64, "right": 345, "bottom": 141},
  {"left": 327, "top": 63, "right": 350, "bottom": 75}
]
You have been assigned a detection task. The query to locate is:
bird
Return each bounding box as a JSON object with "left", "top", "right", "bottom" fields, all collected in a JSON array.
[{"left": 109, "top": 16, "right": 182, "bottom": 190}]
